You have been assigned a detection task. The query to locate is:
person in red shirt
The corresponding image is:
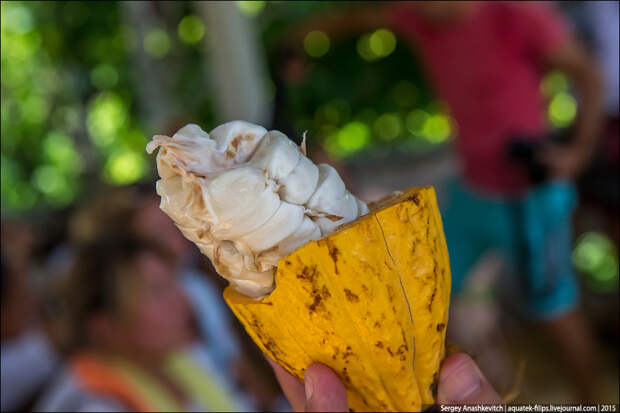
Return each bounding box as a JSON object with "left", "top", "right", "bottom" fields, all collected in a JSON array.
[{"left": 282, "top": 1, "right": 603, "bottom": 402}]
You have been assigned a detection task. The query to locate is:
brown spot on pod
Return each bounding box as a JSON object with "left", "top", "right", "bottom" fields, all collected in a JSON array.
[
  {"left": 307, "top": 292, "right": 324, "bottom": 313},
  {"left": 321, "top": 285, "right": 331, "bottom": 299},
  {"left": 430, "top": 371, "right": 439, "bottom": 396},
  {"left": 428, "top": 285, "right": 437, "bottom": 311},
  {"left": 408, "top": 193, "right": 420, "bottom": 205},
  {"left": 342, "top": 346, "right": 354, "bottom": 359},
  {"left": 343, "top": 289, "right": 359, "bottom": 302},
  {"left": 297, "top": 265, "right": 317, "bottom": 282},
  {"left": 326, "top": 240, "right": 340, "bottom": 265},
  {"left": 398, "top": 344, "right": 408, "bottom": 361},
  {"left": 265, "top": 340, "right": 278, "bottom": 353},
  {"left": 341, "top": 367, "right": 352, "bottom": 385}
]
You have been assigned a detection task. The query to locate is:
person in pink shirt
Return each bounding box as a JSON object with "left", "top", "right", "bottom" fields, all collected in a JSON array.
[{"left": 282, "top": 1, "right": 604, "bottom": 402}]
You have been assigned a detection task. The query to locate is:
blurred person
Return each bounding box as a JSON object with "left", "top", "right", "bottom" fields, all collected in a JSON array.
[
  {"left": 1, "top": 220, "right": 37, "bottom": 340},
  {"left": 35, "top": 236, "right": 243, "bottom": 412},
  {"left": 195, "top": 257, "right": 292, "bottom": 412},
  {"left": 69, "top": 184, "right": 288, "bottom": 411},
  {"left": 1, "top": 223, "right": 61, "bottom": 412},
  {"left": 69, "top": 184, "right": 242, "bottom": 376},
  {"left": 283, "top": 1, "right": 604, "bottom": 401},
  {"left": 129, "top": 186, "right": 286, "bottom": 411}
]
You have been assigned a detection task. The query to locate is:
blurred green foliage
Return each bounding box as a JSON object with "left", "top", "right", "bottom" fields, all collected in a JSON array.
[
  {"left": 1, "top": 1, "right": 214, "bottom": 215},
  {"left": 1, "top": 1, "right": 574, "bottom": 216},
  {"left": 261, "top": 2, "right": 454, "bottom": 160}
]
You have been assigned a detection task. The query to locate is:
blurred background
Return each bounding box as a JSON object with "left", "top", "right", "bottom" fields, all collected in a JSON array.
[{"left": 1, "top": 1, "right": 618, "bottom": 411}]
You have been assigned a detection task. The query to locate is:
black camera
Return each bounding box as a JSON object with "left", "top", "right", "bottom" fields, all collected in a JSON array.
[
  {"left": 507, "top": 139, "right": 549, "bottom": 185},
  {"left": 506, "top": 129, "right": 571, "bottom": 185}
]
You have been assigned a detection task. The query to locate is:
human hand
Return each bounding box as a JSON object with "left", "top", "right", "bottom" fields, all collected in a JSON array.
[
  {"left": 267, "top": 359, "right": 348, "bottom": 412},
  {"left": 268, "top": 352, "right": 501, "bottom": 412},
  {"left": 437, "top": 353, "right": 502, "bottom": 404},
  {"left": 538, "top": 143, "right": 593, "bottom": 180}
]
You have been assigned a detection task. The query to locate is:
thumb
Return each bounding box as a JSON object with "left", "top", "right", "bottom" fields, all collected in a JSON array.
[
  {"left": 438, "top": 353, "right": 502, "bottom": 404},
  {"left": 304, "top": 363, "right": 349, "bottom": 412}
]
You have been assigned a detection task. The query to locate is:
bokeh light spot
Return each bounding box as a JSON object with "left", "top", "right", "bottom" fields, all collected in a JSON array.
[
  {"left": 21, "top": 95, "right": 50, "bottom": 124},
  {"left": 374, "top": 113, "right": 402, "bottom": 141},
  {"left": 144, "top": 29, "right": 171, "bottom": 58},
  {"left": 304, "top": 30, "right": 330, "bottom": 58},
  {"left": 541, "top": 71, "right": 569, "bottom": 98},
  {"left": 90, "top": 64, "right": 119, "bottom": 90},
  {"left": 356, "top": 34, "right": 374, "bottom": 62},
  {"left": 337, "top": 121, "right": 370, "bottom": 151},
  {"left": 236, "top": 1, "right": 265, "bottom": 17},
  {"left": 422, "top": 114, "right": 452, "bottom": 143},
  {"left": 325, "top": 121, "right": 371, "bottom": 159},
  {"left": 43, "top": 131, "right": 82, "bottom": 174},
  {"left": 178, "top": 15, "right": 205, "bottom": 45},
  {"left": 104, "top": 149, "right": 148, "bottom": 185},
  {"left": 369, "top": 29, "right": 396, "bottom": 58},
  {"left": 573, "top": 231, "right": 619, "bottom": 293},
  {"left": 87, "top": 92, "right": 128, "bottom": 148},
  {"left": 32, "top": 165, "right": 74, "bottom": 205},
  {"left": 549, "top": 92, "right": 577, "bottom": 128},
  {"left": 406, "top": 109, "right": 429, "bottom": 136},
  {"left": 357, "top": 29, "right": 396, "bottom": 62}
]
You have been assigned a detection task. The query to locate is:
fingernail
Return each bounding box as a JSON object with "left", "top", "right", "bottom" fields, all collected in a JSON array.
[
  {"left": 305, "top": 373, "right": 314, "bottom": 402},
  {"left": 440, "top": 356, "right": 482, "bottom": 402}
]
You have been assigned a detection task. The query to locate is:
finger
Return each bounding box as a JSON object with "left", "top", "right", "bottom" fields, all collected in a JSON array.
[
  {"left": 438, "top": 353, "right": 502, "bottom": 404},
  {"left": 304, "top": 363, "right": 349, "bottom": 412},
  {"left": 267, "top": 358, "right": 306, "bottom": 412}
]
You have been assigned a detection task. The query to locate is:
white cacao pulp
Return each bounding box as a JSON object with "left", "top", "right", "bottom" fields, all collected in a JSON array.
[{"left": 146, "top": 121, "right": 369, "bottom": 298}]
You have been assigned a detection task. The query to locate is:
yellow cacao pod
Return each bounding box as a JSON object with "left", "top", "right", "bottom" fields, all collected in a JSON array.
[{"left": 224, "top": 186, "right": 451, "bottom": 412}]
